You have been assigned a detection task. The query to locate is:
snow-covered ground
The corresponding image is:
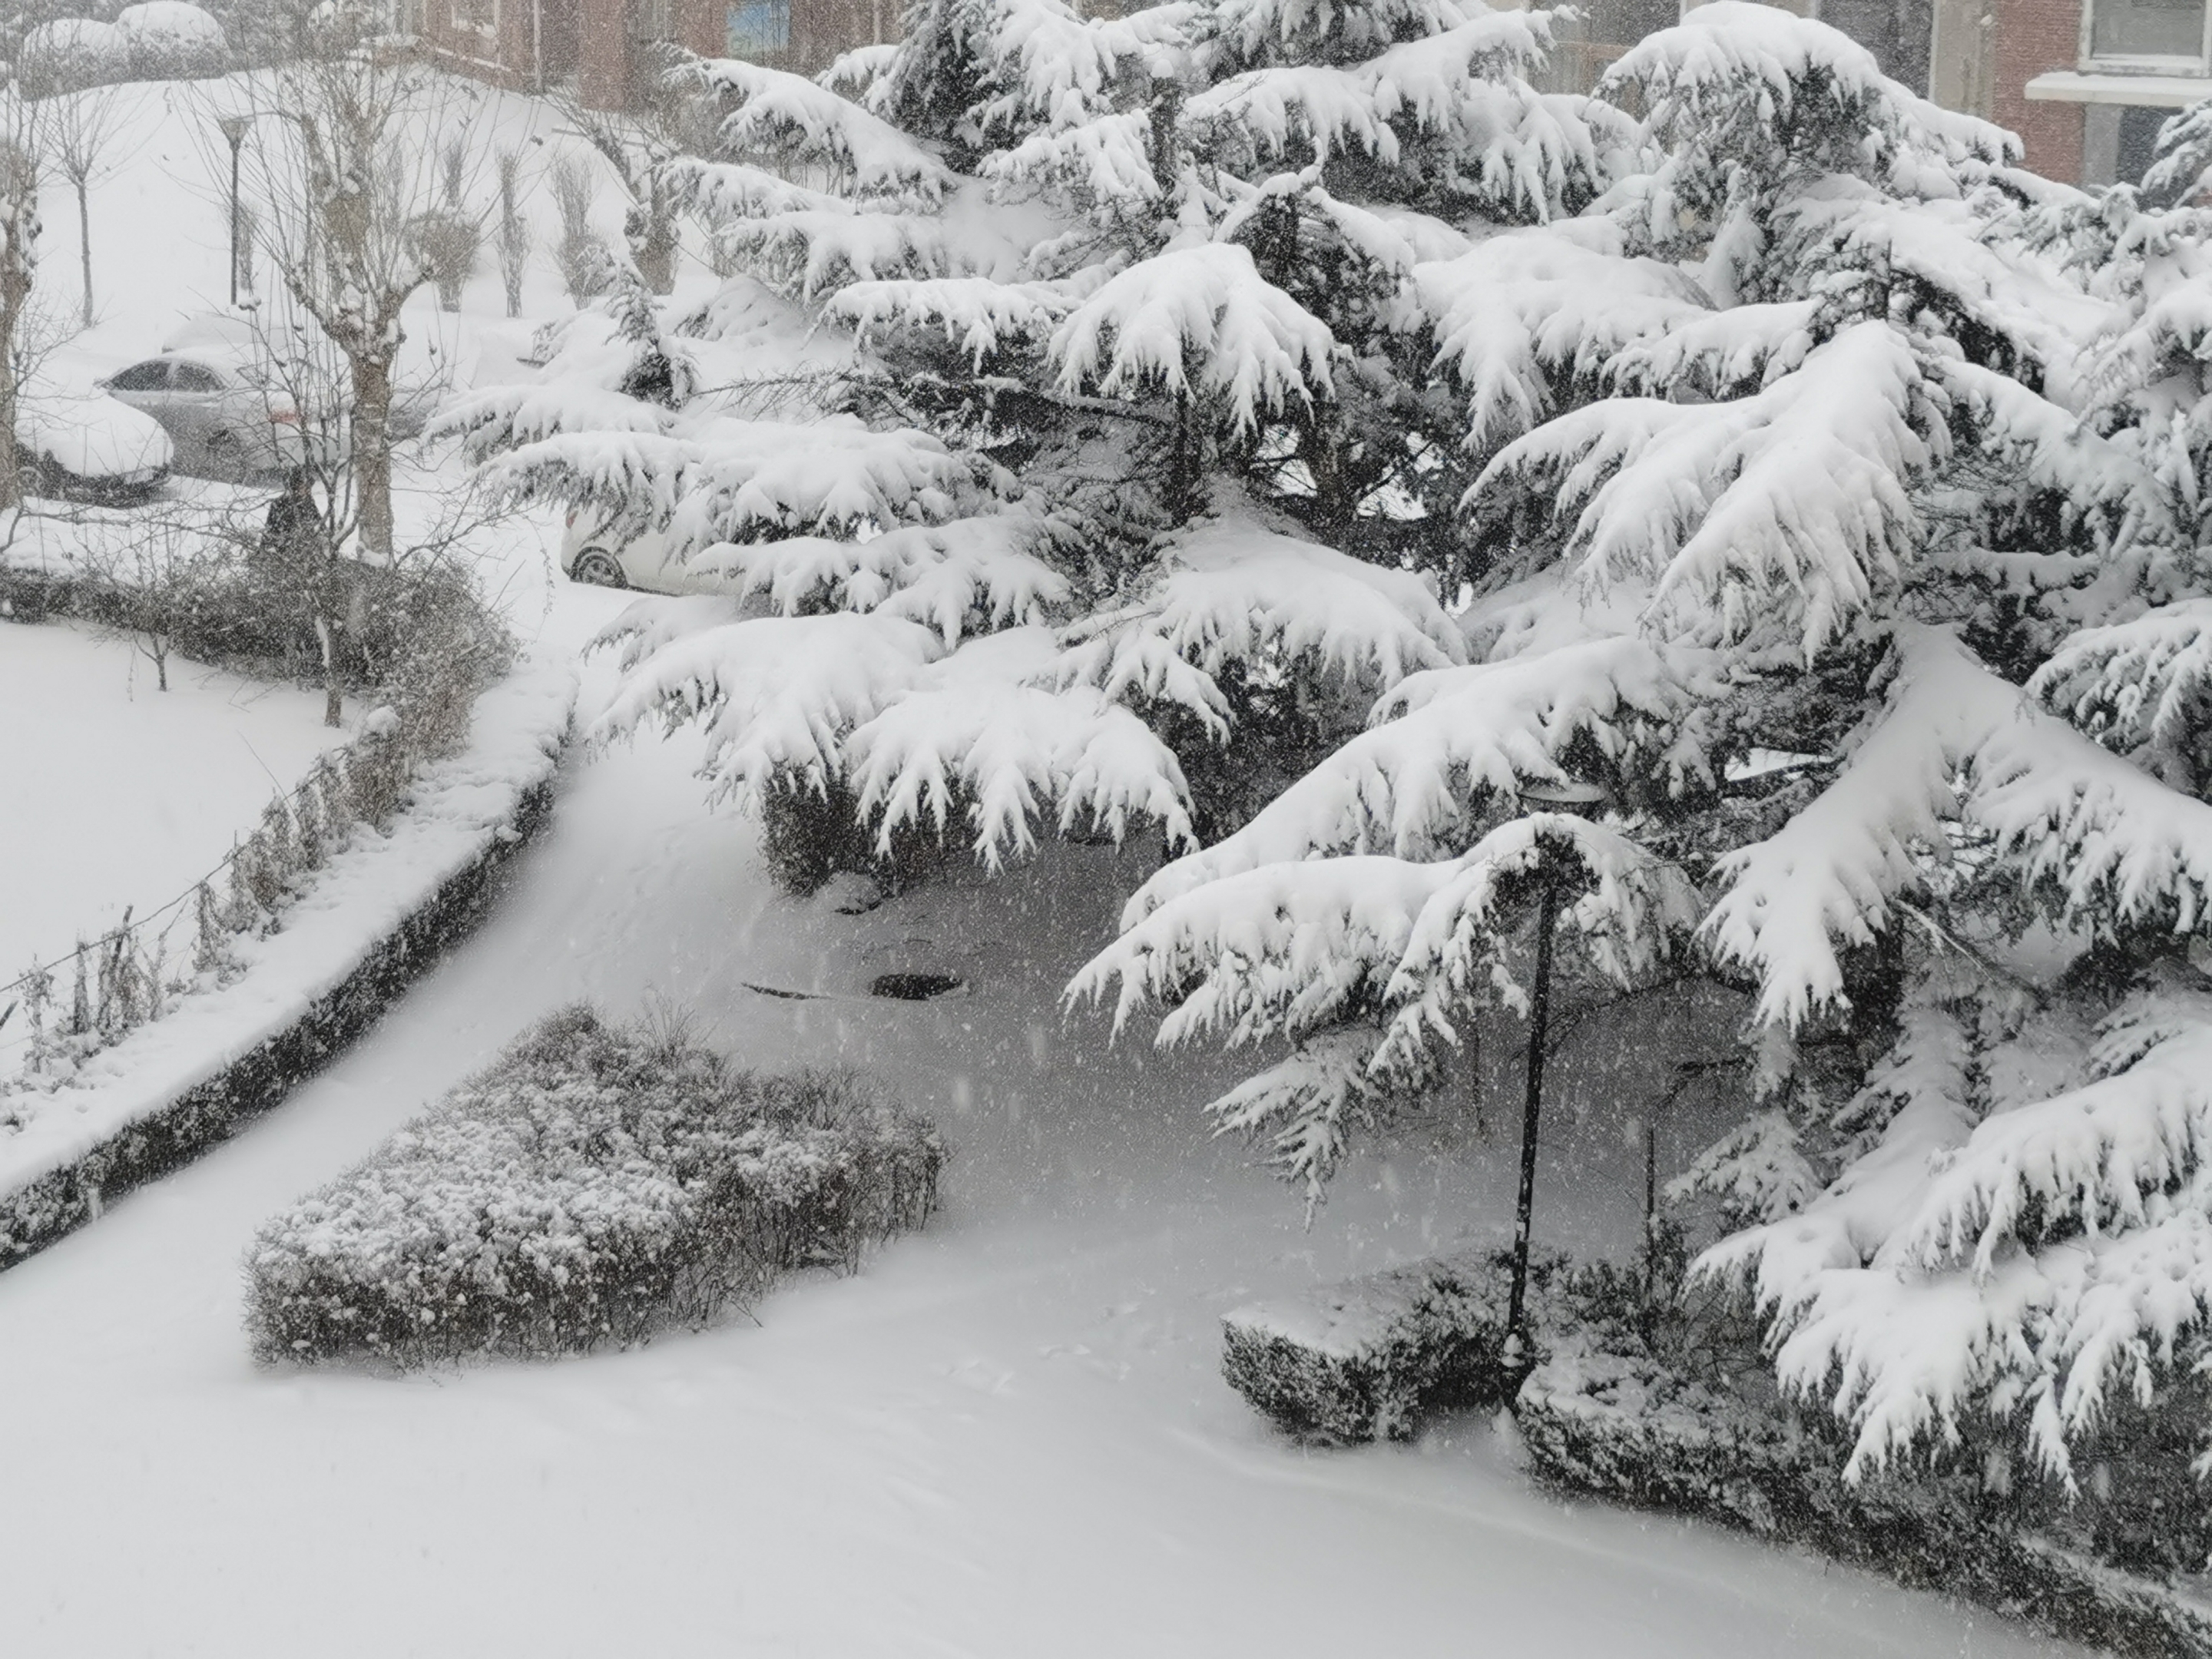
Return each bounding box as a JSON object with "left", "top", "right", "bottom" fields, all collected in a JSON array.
[
  {"left": 0, "top": 572, "right": 2087, "bottom": 1656},
  {"left": 0, "top": 616, "right": 340, "bottom": 1002},
  {"left": 0, "top": 69, "right": 2099, "bottom": 1659}
]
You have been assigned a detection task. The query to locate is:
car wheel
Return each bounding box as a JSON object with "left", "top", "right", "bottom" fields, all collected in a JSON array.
[
  {"left": 570, "top": 549, "right": 628, "bottom": 588},
  {"left": 203, "top": 427, "right": 242, "bottom": 476}
]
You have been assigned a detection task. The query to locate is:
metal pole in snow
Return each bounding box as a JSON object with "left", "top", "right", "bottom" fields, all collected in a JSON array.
[{"left": 1502, "top": 851, "right": 1557, "bottom": 1369}]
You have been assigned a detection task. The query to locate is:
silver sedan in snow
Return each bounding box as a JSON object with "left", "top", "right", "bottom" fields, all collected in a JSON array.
[{"left": 98, "top": 352, "right": 309, "bottom": 480}]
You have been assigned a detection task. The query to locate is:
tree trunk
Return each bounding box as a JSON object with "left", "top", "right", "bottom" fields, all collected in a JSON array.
[
  {"left": 634, "top": 194, "right": 677, "bottom": 295},
  {"left": 315, "top": 611, "right": 341, "bottom": 728},
  {"left": 76, "top": 177, "right": 92, "bottom": 329},
  {"left": 352, "top": 353, "right": 396, "bottom": 561}
]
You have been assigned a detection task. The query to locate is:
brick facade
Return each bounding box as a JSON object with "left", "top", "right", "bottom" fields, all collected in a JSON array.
[
  {"left": 409, "top": 0, "right": 2164, "bottom": 190},
  {"left": 1992, "top": 0, "right": 2086, "bottom": 184}
]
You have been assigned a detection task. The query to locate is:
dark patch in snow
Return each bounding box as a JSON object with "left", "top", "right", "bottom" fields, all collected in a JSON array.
[{"left": 869, "top": 972, "right": 964, "bottom": 1002}]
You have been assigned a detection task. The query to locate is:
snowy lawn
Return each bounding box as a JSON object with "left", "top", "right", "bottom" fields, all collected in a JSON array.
[
  {"left": 0, "top": 614, "right": 341, "bottom": 995},
  {"left": 0, "top": 634, "right": 2089, "bottom": 1656}
]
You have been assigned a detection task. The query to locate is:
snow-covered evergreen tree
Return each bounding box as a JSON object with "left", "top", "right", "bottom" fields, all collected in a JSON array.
[
  {"left": 446, "top": 0, "right": 1627, "bottom": 866},
  {"left": 1078, "top": 11, "right": 2212, "bottom": 1502},
  {"left": 443, "top": 0, "right": 2212, "bottom": 1502}
]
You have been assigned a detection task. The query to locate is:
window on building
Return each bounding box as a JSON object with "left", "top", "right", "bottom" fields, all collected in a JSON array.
[
  {"left": 1545, "top": 0, "right": 1681, "bottom": 94},
  {"left": 2090, "top": 0, "right": 2210, "bottom": 64},
  {"left": 727, "top": 0, "right": 791, "bottom": 59},
  {"left": 452, "top": 0, "right": 496, "bottom": 35},
  {"left": 630, "top": 0, "right": 674, "bottom": 39}
]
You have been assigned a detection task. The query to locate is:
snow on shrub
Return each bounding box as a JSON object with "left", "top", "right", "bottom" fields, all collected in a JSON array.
[
  {"left": 114, "top": 2, "right": 229, "bottom": 81},
  {"left": 244, "top": 1005, "right": 944, "bottom": 1366},
  {"left": 1222, "top": 1249, "right": 1566, "bottom": 1442},
  {"left": 1517, "top": 1330, "right": 2212, "bottom": 1657},
  {"left": 19, "top": 20, "right": 130, "bottom": 97}
]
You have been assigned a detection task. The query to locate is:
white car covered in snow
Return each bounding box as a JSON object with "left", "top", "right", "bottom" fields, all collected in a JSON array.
[
  {"left": 18, "top": 369, "right": 172, "bottom": 502},
  {"left": 560, "top": 512, "right": 694, "bottom": 592}
]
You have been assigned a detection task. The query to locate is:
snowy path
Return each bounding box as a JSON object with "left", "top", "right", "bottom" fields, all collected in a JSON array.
[{"left": 0, "top": 607, "right": 2083, "bottom": 1658}]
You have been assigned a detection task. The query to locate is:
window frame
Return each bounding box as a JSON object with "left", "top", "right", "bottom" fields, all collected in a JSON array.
[
  {"left": 725, "top": 0, "right": 792, "bottom": 61},
  {"left": 2081, "top": 0, "right": 2212, "bottom": 75}
]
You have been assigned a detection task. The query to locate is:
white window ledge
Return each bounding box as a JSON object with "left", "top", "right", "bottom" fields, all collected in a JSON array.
[{"left": 2026, "top": 70, "right": 2212, "bottom": 108}]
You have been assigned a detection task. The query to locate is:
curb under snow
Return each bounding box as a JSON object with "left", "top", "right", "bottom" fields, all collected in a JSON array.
[{"left": 0, "top": 653, "right": 578, "bottom": 1268}]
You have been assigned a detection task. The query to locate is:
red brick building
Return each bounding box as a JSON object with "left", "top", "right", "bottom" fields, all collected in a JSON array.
[{"left": 410, "top": 0, "right": 892, "bottom": 109}]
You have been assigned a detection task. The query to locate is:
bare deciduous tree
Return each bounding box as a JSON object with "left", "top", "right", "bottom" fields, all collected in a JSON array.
[
  {"left": 0, "top": 87, "right": 51, "bottom": 514},
  {"left": 51, "top": 81, "right": 121, "bottom": 329},
  {"left": 214, "top": 15, "right": 485, "bottom": 559},
  {"left": 557, "top": 62, "right": 694, "bottom": 296},
  {"left": 548, "top": 151, "right": 606, "bottom": 304},
  {"left": 494, "top": 145, "right": 529, "bottom": 320}
]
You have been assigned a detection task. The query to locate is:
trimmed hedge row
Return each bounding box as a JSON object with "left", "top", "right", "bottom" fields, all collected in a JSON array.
[
  {"left": 1518, "top": 1340, "right": 2212, "bottom": 1658},
  {"left": 1225, "top": 1247, "right": 2212, "bottom": 1653},
  {"left": 0, "top": 772, "right": 555, "bottom": 1270},
  {"left": 245, "top": 1005, "right": 945, "bottom": 1366}
]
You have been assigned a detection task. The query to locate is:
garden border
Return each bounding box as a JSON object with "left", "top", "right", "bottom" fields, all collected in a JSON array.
[{"left": 0, "top": 658, "right": 576, "bottom": 1269}]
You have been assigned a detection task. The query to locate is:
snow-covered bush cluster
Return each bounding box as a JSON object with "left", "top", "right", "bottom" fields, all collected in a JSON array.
[
  {"left": 445, "top": 0, "right": 2212, "bottom": 1539},
  {"left": 1222, "top": 1247, "right": 1564, "bottom": 1442},
  {"left": 18, "top": 18, "right": 131, "bottom": 97},
  {"left": 244, "top": 1005, "right": 945, "bottom": 1366},
  {"left": 18, "top": 3, "right": 226, "bottom": 96}
]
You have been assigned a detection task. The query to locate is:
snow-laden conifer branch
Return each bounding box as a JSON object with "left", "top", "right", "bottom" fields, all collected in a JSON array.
[
  {"left": 2032, "top": 600, "right": 2212, "bottom": 784},
  {"left": 1702, "top": 978, "right": 2212, "bottom": 1488},
  {"left": 1709, "top": 624, "right": 2212, "bottom": 1030},
  {"left": 475, "top": 419, "right": 968, "bottom": 555},
  {"left": 687, "top": 56, "right": 953, "bottom": 198},
  {"left": 1070, "top": 815, "right": 1696, "bottom": 1193},
  {"left": 1204, "top": 1027, "right": 1418, "bottom": 1199},
  {"left": 1208, "top": 0, "right": 1528, "bottom": 74},
  {"left": 1187, "top": 17, "right": 1619, "bottom": 222},
  {"left": 593, "top": 607, "right": 942, "bottom": 804},
  {"left": 1125, "top": 634, "right": 1713, "bottom": 922},
  {"left": 1051, "top": 242, "right": 1337, "bottom": 432},
  {"left": 1472, "top": 322, "right": 1941, "bottom": 655},
  {"left": 828, "top": 276, "right": 1095, "bottom": 365},
  {"left": 982, "top": 109, "right": 1164, "bottom": 208},
  {"left": 849, "top": 627, "right": 1197, "bottom": 863},
  {"left": 1412, "top": 221, "right": 1710, "bottom": 452},
  {"left": 1602, "top": 2, "right": 2012, "bottom": 178},
  {"left": 1378, "top": 814, "right": 1703, "bottom": 1060},
  {"left": 688, "top": 516, "right": 1071, "bottom": 644}
]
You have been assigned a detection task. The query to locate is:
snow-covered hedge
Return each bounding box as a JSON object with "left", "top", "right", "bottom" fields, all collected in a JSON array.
[
  {"left": 1518, "top": 1336, "right": 2212, "bottom": 1657},
  {"left": 245, "top": 1006, "right": 945, "bottom": 1366},
  {"left": 115, "top": 2, "right": 229, "bottom": 81},
  {"left": 1222, "top": 1249, "right": 1567, "bottom": 1442},
  {"left": 19, "top": 19, "right": 131, "bottom": 97}
]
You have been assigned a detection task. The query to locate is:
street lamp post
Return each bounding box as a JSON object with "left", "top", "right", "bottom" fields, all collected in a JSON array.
[
  {"left": 1502, "top": 778, "right": 1608, "bottom": 1373},
  {"left": 219, "top": 116, "right": 250, "bottom": 308}
]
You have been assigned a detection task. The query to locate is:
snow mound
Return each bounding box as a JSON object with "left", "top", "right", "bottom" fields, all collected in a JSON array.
[
  {"left": 115, "top": 2, "right": 228, "bottom": 79},
  {"left": 20, "top": 19, "right": 129, "bottom": 95}
]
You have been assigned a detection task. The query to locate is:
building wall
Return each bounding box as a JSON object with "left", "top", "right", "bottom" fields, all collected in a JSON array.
[
  {"left": 1992, "top": 0, "right": 2086, "bottom": 183},
  {"left": 436, "top": 0, "right": 2104, "bottom": 193}
]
